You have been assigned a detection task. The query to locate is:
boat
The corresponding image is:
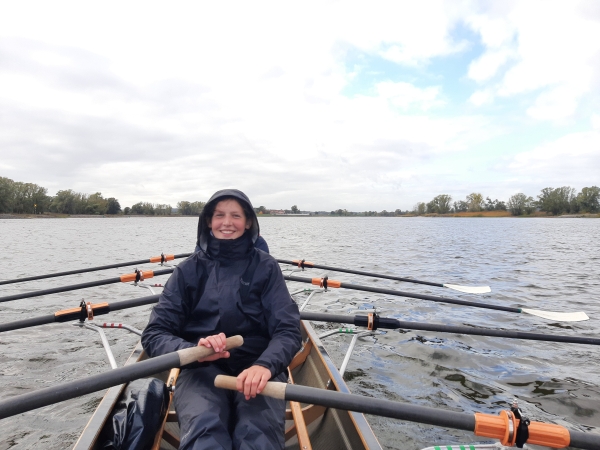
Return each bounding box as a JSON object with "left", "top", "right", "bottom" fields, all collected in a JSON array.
[
  {"left": 73, "top": 319, "right": 384, "bottom": 450},
  {"left": 1, "top": 252, "right": 599, "bottom": 450}
]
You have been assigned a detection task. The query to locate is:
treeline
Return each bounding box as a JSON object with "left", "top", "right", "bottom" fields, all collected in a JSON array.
[
  {"left": 0, "top": 176, "right": 207, "bottom": 216},
  {"left": 414, "top": 186, "right": 600, "bottom": 216},
  {"left": 0, "top": 177, "right": 122, "bottom": 215}
]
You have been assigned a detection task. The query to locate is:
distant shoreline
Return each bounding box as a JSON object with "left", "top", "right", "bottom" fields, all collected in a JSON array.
[{"left": 1, "top": 212, "right": 598, "bottom": 219}]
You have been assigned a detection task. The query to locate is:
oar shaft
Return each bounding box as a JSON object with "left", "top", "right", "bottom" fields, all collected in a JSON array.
[
  {"left": 300, "top": 312, "right": 600, "bottom": 346},
  {"left": 0, "top": 253, "right": 191, "bottom": 286},
  {"left": 277, "top": 259, "right": 443, "bottom": 288},
  {"left": 285, "top": 275, "right": 520, "bottom": 313},
  {"left": 0, "top": 294, "right": 160, "bottom": 333},
  {"left": 0, "top": 269, "right": 174, "bottom": 303},
  {"left": 0, "top": 336, "right": 242, "bottom": 419},
  {"left": 215, "top": 376, "right": 600, "bottom": 450}
]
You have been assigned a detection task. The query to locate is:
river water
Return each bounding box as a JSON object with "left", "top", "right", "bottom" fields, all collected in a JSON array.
[{"left": 0, "top": 217, "right": 599, "bottom": 449}]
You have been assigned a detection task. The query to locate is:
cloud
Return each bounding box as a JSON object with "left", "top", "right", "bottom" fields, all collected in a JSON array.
[
  {"left": 507, "top": 130, "right": 600, "bottom": 187},
  {"left": 0, "top": 1, "right": 598, "bottom": 211},
  {"left": 466, "top": 1, "right": 600, "bottom": 122}
]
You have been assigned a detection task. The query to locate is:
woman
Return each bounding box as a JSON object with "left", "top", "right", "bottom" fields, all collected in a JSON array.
[{"left": 142, "top": 189, "right": 301, "bottom": 450}]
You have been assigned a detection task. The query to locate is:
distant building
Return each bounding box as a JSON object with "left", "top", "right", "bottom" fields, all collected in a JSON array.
[{"left": 269, "top": 209, "right": 285, "bottom": 215}]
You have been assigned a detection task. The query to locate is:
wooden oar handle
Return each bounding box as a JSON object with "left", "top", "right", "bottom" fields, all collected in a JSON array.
[
  {"left": 214, "top": 375, "right": 287, "bottom": 400},
  {"left": 177, "top": 335, "right": 244, "bottom": 366}
]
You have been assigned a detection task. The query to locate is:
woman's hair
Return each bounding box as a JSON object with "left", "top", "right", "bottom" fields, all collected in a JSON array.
[{"left": 204, "top": 196, "right": 254, "bottom": 226}]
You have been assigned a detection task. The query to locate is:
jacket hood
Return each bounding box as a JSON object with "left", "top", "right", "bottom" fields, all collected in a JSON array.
[{"left": 196, "top": 189, "right": 259, "bottom": 252}]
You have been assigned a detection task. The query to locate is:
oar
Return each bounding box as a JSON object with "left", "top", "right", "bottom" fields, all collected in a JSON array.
[
  {"left": 278, "top": 259, "right": 491, "bottom": 294},
  {"left": 300, "top": 312, "right": 600, "bottom": 346},
  {"left": 215, "top": 375, "right": 599, "bottom": 450},
  {"left": 1, "top": 299, "right": 597, "bottom": 347},
  {"left": 0, "top": 253, "right": 191, "bottom": 286},
  {"left": 285, "top": 275, "right": 589, "bottom": 322},
  {"left": 0, "top": 335, "right": 243, "bottom": 420},
  {"left": 0, "top": 268, "right": 175, "bottom": 303},
  {"left": 0, "top": 294, "right": 160, "bottom": 333}
]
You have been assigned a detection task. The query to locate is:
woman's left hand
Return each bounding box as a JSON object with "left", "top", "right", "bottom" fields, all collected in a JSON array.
[{"left": 236, "top": 365, "right": 272, "bottom": 400}]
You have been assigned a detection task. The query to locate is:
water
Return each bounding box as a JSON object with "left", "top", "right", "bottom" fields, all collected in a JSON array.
[{"left": 0, "top": 217, "right": 599, "bottom": 449}]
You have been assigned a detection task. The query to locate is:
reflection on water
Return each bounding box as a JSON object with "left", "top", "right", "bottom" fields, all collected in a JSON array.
[{"left": 0, "top": 217, "right": 599, "bottom": 449}]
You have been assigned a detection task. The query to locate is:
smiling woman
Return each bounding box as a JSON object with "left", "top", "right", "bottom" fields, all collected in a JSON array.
[{"left": 208, "top": 198, "right": 252, "bottom": 240}]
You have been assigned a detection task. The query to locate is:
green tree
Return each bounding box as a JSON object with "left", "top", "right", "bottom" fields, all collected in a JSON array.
[
  {"left": 507, "top": 193, "right": 535, "bottom": 216},
  {"left": 0, "top": 177, "right": 15, "bottom": 213},
  {"left": 466, "top": 193, "right": 484, "bottom": 212},
  {"left": 177, "top": 201, "right": 192, "bottom": 215},
  {"left": 106, "top": 198, "right": 121, "bottom": 214},
  {"left": 130, "top": 202, "right": 155, "bottom": 215},
  {"left": 51, "top": 189, "right": 80, "bottom": 214},
  {"left": 577, "top": 186, "right": 600, "bottom": 213},
  {"left": 291, "top": 205, "right": 299, "bottom": 214},
  {"left": 413, "top": 202, "right": 426, "bottom": 215},
  {"left": 453, "top": 200, "right": 468, "bottom": 212},
  {"left": 123, "top": 206, "right": 131, "bottom": 215},
  {"left": 12, "top": 182, "right": 50, "bottom": 214},
  {"left": 432, "top": 194, "right": 452, "bottom": 214},
  {"left": 85, "top": 192, "right": 107, "bottom": 215},
  {"left": 537, "top": 187, "right": 577, "bottom": 215}
]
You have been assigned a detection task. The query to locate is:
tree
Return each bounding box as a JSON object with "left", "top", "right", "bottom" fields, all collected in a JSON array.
[
  {"left": 177, "top": 201, "right": 205, "bottom": 215},
  {"left": 85, "top": 192, "right": 107, "bottom": 215},
  {"left": 130, "top": 202, "right": 155, "bottom": 215},
  {"left": 413, "top": 202, "right": 426, "bottom": 215},
  {"left": 485, "top": 197, "right": 507, "bottom": 211},
  {"left": 432, "top": 194, "right": 452, "bottom": 214},
  {"left": 106, "top": 198, "right": 121, "bottom": 214},
  {"left": 537, "top": 186, "right": 577, "bottom": 215},
  {"left": 0, "top": 177, "right": 15, "bottom": 213},
  {"left": 507, "top": 193, "right": 535, "bottom": 216},
  {"left": 453, "top": 200, "right": 468, "bottom": 212},
  {"left": 50, "top": 189, "right": 86, "bottom": 214},
  {"left": 123, "top": 206, "right": 131, "bottom": 215},
  {"left": 577, "top": 186, "right": 600, "bottom": 213},
  {"left": 291, "top": 205, "right": 299, "bottom": 214},
  {"left": 466, "top": 193, "right": 484, "bottom": 212},
  {"left": 11, "top": 182, "right": 50, "bottom": 214}
]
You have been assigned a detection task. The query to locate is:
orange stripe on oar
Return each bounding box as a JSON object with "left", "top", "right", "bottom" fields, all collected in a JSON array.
[
  {"left": 54, "top": 302, "right": 109, "bottom": 318},
  {"left": 292, "top": 259, "right": 314, "bottom": 268},
  {"left": 474, "top": 411, "right": 570, "bottom": 448},
  {"left": 310, "top": 277, "right": 342, "bottom": 288},
  {"left": 120, "top": 270, "right": 155, "bottom": 283},
  {"left": 149, "top": 254, "right": 175, "bottom": 263}
]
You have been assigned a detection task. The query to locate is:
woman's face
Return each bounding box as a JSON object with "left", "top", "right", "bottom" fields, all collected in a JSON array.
[{"left": 209, "top": 199, "right": 251, "bottom": 239}]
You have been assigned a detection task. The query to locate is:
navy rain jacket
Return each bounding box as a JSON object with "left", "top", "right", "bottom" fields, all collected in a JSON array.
[{"left": 142, "top": 189, "right": 301, "bottom": 377}]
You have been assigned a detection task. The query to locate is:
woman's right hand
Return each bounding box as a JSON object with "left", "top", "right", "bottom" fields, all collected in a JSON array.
[{"left": 197, "top": 332, "right": 230, "bottom": 362}]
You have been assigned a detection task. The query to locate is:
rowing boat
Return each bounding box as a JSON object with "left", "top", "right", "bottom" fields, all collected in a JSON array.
[
  {"left": 1, "top": 245, "right": 599, "bottom": 449},
  {"left": 73, "top": 319, "right": 383, "bottom": 450}
]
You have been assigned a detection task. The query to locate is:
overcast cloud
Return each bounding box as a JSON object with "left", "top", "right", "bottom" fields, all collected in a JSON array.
[{"left": 1, "top": 1, "right": 599, "bottom": 211}]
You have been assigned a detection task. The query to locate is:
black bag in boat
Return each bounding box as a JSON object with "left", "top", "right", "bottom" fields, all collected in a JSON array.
[{"left": 101, "top": 377, "right": 169, "bottom": 450}]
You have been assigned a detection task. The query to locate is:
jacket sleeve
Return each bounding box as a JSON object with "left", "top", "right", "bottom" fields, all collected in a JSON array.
[
  {"left": 253, "top": 260, "right": 302, "bottom": 376},
  {"left": 141, "top": 265, "right": 197, "bottom": 357}
]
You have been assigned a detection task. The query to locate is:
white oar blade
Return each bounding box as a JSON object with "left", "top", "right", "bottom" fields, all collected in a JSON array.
[
  {"left": 443, "top": 284, "right": 491, "bottom": 294},
  {"left": 522, "top": 308, "right": 589, "bottom": 322}
]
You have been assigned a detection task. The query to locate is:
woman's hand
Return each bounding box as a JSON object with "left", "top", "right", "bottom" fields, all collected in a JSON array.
[
  {"left": 197, "top": 333, "right": 230, "bottom": 362},
  {"left": 236, "top": 365, "right": 272, "bottom": 400}
]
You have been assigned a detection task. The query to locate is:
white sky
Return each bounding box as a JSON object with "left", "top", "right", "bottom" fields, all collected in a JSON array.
[{"left": 1, "top": 0, "right": 599, "bottom": 211}]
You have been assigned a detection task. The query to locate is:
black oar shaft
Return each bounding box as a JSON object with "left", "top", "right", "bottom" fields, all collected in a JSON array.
[
  {"left": 0, "top": 336, "right": 243, "bottom": 420},
  {"left": 0, "top": 269, "right": 174, "bottom": 303},
  {"left": 215, "top": 375, "right": 599, "bottom": 450},
  {"left": 288, "top": 382, "right": 474, "bottom": 429},
  {"left": 0, "top": 253, "right": 191, "bottom": 286},
  {"left": 285, "top": 275, "right": 520, "bottom": 313},
  {"left": 300, "top": 312, "right": 600, "bottom": 346},
  {"left": 278, "top": 259, "right": 443, "bottom": 288},
  {"left": 0, "top": 294, "right": 160, "bottom": 333}
]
